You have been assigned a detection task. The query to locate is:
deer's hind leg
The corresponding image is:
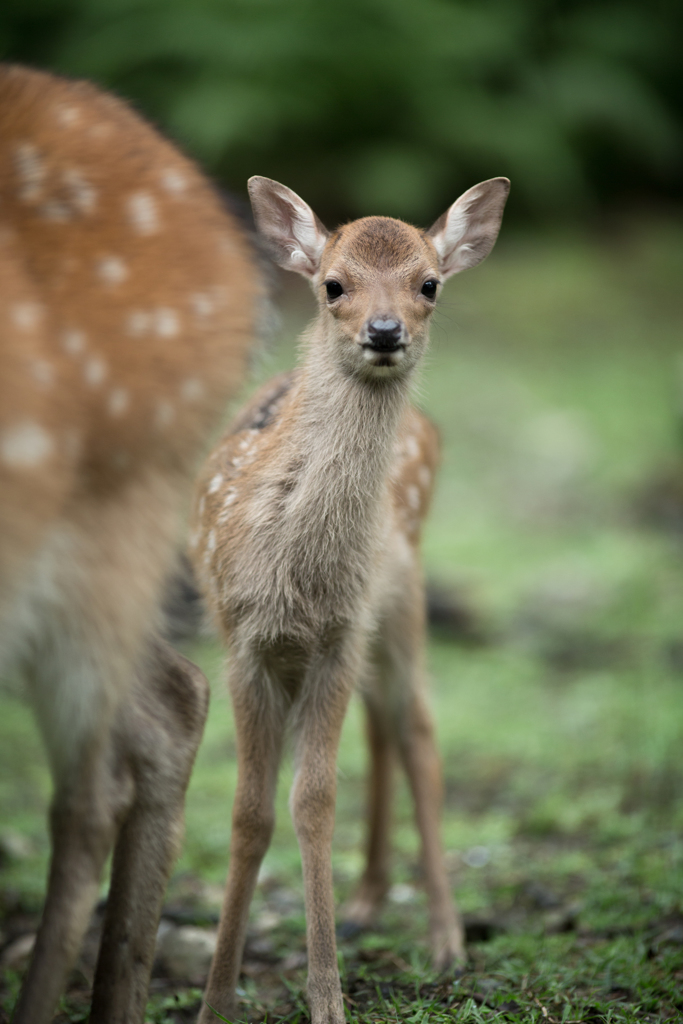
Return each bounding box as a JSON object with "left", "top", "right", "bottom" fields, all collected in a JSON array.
[
  {"left": 341, "top": 669, "right": 395, "bottom": 934},
  {"left": 13, "top": 639, "right": 138, "bottom": 1024},
  {"left": 349, "top": 563, "right": 464, "bottom": 968},
  {"left": 90, "top": 638, "right": 209, "bottom": 1024},
  {"left": 13, "top": 634, "right": 208, "bottom": 1024}
]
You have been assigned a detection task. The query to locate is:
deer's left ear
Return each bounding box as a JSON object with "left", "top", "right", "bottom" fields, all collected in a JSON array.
[{"left": 427, "top": 178, "right": 510, "bottom": 280}]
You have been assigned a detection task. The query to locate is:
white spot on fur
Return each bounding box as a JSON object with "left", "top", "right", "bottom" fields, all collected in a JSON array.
[
  {"left": 160, "top": 168, "right": 187, "bottom": 195},
  {"left": 181, "top": 378, "right": 204, "bottom": 402},
  {"left": 218, "top": 487, "right": 238, "bottom": 523},
  {"left": 14, "top": 143, "right": 45, "bottom": 202},
  {"left": 1, "top": 421, "right": 54, "bottom": 467},
  {"left": 107, "top": 388, "right": 130, "bottom": 416},
  {"left": 207, "top": 530, "right": 216, "bottom": 553},
  {"left": 31, "top": 360, "right": 54, "bottom": 386},
  {"left": 84, "top": 356, "right": 107, "bottom": 386},
  {"left": 154, "top": 400, "right": 175, "bottom": 429},
  {"left": 406, "top": 485, "right": 420, "bottom": 511},
  {"left": 127, "top": 310, "right": 151, "bottom": 336},
  {"left": 154, "top": 308, "right": 179, "bottom": 338},
  {"left": 12, "top": 303, "right": 43, "bottom": 331},
  {"left": 97, "top": 256, "right": 128, "bottom": 285},
  {"left": 208, "top": 473, "right": 223, "bottom": 494},
  {"left": 126, "top": 308, "right": 179, "bottom": 338},
  {"left": 55, "top": 105, "right": 80, "bottom": 127},
  {"left": 417, "top": 465, "right": 431, "bottom": 488},
  {"left": 405, "top": 436, "right": 420, "bottom": 459},
  {"left": 63, "top": 168, "right": 97, "bottom": 214},
  {"left": 62, "top": 328, "right": 86, "bottom": 355},
  {"left": 190, "top": 293, "right": 214, "bottom": 318},
  {"left": 126, "top": 191, "right": 159, "bottom": 235},
  {"left": 188, "top": 529, "right": 200, "bottom": 550}
]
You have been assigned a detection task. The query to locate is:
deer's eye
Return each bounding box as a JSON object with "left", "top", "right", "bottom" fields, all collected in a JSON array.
[
  {"left": 421, "top": 279, "right": 439, "bottom": 299},
  {"left": 325, "top": 280, "right": 343, "bottom": 301}
]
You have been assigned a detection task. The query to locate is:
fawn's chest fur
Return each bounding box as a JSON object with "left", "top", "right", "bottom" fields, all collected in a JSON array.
[{"left": 191, "top": 362, "right": 438, "bottom": 649}]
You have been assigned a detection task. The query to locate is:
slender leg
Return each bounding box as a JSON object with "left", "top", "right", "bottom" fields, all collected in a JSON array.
[
  {"left": 289, "top": 645, "right": 357, "bottom": 1024},
  {"left": 90, "top": 640, "right": 210, "bottom": 1023},
  {"left": 341, "top": 694, "right": 394, "bottom": 931},
  {"left": 371, "top": 564, "right": 464, "bottom": 969},
  {"left": 397, "top": 691, "right": 464, "bottom": 967},
  {"left": 12, "top": 734, "right": 134, "bottom": 1024},
  {"left": 198, "top": 658, "right": 285, "bottom": 1024}
]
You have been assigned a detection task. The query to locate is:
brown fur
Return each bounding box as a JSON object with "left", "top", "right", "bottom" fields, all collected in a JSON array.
[
  {"left": 0, "top": 64, "right": 261, "bottom": 1023},
  {"left": 190, "top": 175, "right": 508, "bottom": 1024}
]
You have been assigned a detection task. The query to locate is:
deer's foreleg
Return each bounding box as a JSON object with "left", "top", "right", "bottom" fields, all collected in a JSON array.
[
  {"left": 198, "top": 657, "right": 285, "bottom": 1024},
  {"left": 289, "top": 644, "right": 357, "bottom": 1024}
]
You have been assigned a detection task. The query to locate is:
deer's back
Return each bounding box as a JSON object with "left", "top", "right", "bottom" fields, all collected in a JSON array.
[
  {"left": 0, "top": 65, "right": 258, "bottom": 494},
  {"left": 0, "top": 64, "right": 259, "bottom": 649}
]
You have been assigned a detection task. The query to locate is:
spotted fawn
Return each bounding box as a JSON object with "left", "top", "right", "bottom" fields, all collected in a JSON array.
[{"left": 190, "top": 174, "right": 509, "bottom": 1024}]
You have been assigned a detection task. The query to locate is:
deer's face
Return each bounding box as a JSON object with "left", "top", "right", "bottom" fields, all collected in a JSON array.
[
  {"left": 317, "top": 218, "right": 440, "bottom": 377},
  {"left": 248, "top": 174, "right": 509, "bottom": 381}
]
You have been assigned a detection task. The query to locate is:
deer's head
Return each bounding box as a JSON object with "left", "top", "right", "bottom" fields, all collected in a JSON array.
[{"left": 248, "top": 175, "right": 509, "bottom": 379}]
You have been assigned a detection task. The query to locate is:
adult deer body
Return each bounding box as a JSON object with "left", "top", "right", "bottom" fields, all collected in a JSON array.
[
  {"left": 0, "top": 65, "right": 260, "bottom": 1023},
  {"left": 191, "top": 174, "right": 509, "bottom": 1023}
]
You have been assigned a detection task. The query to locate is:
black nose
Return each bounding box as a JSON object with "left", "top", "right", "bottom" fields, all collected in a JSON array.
[{"left": 366, "top": 318, "right": 403, "bottom": 351}]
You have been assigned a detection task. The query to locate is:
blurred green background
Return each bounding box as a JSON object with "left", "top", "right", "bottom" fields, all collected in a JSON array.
[
  {"left": 2, "top": 3, "right": 683, "bottom": 1021},
  {"left": 1, "top": 0, "right": 682, "bottom": 225}
]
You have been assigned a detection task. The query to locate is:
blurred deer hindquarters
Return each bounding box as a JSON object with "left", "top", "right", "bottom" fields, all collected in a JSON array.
[
  {"left": 191, "top": 172, "right": 509, "bottom": 1024},
  {"left": 0, "top": 65, "right": 261, "bottom": 1024}
]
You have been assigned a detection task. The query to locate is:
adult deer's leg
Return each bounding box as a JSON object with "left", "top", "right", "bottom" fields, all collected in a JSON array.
[
  {"left": 289, "top": 641, "right": 358, "bottom": 1024},
  {"left": 198, "top": 653, "right": 285, "bottom": 1024},
  {"left": 90, "top": 639, "right": 209, "bottom": 1023},
  {"left": 12, "top": 667, "right": 135, "bottom": 1024}
]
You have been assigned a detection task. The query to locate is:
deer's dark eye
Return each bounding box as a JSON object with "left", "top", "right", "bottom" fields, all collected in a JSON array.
[
  {"left": 325, "top": 280, "right": 343, "bottom": 300},
  {"left": 421, "top": 279, "right": 439, "bottom": 299}
]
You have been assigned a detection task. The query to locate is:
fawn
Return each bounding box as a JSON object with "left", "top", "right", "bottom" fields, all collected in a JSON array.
[
  {"left": 190, "top": 173, "right": 509, "bottom": 1023},
  {"left": 0, "top": 65, "right": 261, "bottom": 1023}
]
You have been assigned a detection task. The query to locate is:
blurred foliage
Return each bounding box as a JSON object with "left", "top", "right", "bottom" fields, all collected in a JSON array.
[{"left": 0, "top": 0, "right": 682, "bottom": 225}]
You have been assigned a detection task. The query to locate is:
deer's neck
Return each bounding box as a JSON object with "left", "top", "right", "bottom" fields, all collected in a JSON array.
[{"left": 275, "top": 332, "right": 412, "bottom": 606}]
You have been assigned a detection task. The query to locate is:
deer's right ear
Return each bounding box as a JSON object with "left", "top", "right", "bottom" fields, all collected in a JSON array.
[{"left": 248, "top": 177, "right": 330, "bottom": 278}]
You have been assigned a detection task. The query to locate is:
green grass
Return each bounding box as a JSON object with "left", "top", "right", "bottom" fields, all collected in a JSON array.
[{"left": 2, "top": 217, "right": 683, "bottom": 1021}]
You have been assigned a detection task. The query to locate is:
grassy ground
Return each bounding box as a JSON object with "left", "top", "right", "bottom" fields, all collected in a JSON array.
[{"left": 2, "top": 217, "right": 683, "bottom": 1021}]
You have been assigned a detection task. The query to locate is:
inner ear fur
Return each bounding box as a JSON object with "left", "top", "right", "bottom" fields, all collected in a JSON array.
[
  {"left": 248, "top": 176, "right": 330, "bottom": 278},
  {"left": 427, "top": 177, "right": 510, "bottom": 280}
]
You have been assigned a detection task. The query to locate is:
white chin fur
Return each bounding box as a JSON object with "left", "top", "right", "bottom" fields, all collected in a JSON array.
[{"left": 362, "top": 347, "right": 405, "bottom": 366}]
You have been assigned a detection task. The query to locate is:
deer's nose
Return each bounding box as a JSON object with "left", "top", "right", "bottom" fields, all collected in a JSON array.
[{"left": 366, "top": 318, "right": 403, "bottom": 351}]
